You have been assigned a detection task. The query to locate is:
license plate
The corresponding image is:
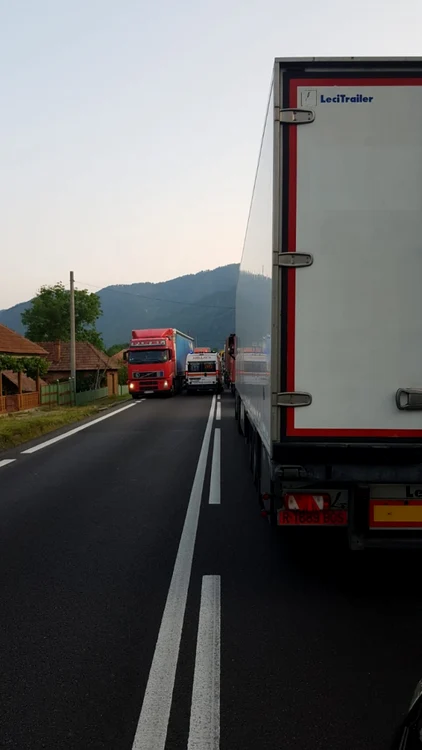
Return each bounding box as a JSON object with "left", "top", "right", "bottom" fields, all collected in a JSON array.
[
  {"left": 370, "top": 500, "right": 422, "bottom": 529},
  {"left": 277, "top": 510, "right": 348, "bottom": 526},
  {"left": 144, "top": 390, "right": 154, "bottom": 394}
]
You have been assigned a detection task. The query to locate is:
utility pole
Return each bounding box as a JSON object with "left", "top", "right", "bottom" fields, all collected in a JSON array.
[{"left": 70, "top": 271, "right": 76, "bottom": 384}]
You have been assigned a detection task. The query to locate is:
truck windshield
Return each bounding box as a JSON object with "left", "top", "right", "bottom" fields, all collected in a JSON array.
[
  {"left": 188, "top": 361, "right": 216, "bottom": 372},
  {"left": 128, "top": 350, "right": 169, "bottom": 364}
]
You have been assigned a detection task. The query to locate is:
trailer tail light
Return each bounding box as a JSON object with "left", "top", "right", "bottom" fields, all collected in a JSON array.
[{"left": 284, "top": 493, "right": 330, "bottom": 511}]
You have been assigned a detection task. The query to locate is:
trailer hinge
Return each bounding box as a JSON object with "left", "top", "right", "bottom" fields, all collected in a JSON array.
[
  {"left": 278, "top": 252, "right": 313, "bottom": 268},
  {"left": 274, "top": 465, "right": 308, "bottom": 480},
  {"left": 273, "top": 392, "right": 312, "bottom": 407},
  {"left": 396, "top": 388, "right": 422, "bottom": 410},
  {"left": 278, "top": 108, "right": 315, "bottom": 124}
]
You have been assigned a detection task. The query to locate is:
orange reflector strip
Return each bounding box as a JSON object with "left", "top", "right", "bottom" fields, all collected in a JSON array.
[{"left": 370, "top": 500, "right": 422, "bottom": 528}]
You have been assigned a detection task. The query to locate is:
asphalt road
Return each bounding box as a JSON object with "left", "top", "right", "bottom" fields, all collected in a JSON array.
[{"left": 0, "top": 393, "right": 421, "bottom": 749}]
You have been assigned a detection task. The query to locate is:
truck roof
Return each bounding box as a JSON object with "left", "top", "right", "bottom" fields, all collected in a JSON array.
[
  {"left": 274, "top": 56, "right": 422, "bottom": 63},
  {"left": 131, "top": 328, "right": 174, "bottom": 339},
  {"left": 131, "top": 328, "right": 194, "bottom": 340}
]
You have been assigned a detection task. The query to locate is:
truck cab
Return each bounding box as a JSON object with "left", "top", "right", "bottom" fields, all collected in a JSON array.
[{"left": 126, "top": 328, "right": 193, "bottom": 397}]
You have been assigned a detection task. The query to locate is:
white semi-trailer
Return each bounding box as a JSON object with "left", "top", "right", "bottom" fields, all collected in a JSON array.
[{"left": 235, "top": 57, "right": 422, "bottom": 549}]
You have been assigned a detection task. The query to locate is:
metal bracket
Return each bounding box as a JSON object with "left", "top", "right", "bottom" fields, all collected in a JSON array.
[
  {"left": 274, "top": 392, "right": 312, "bottom": 407},
  {"left": 278, "top": 108, "right": 315, "bottom": 124},
  {"left": 278, "top": 252, "right": 313, "bottom": 268},
  {"left": 396, "top": 388, "right": 422, "bottom": 411}
]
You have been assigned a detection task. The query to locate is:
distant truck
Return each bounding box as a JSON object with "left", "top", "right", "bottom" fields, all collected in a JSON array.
[
  {"left": 235, "top": 57, "right": 422, "bottom": 550},
  {"left": 126, "top": 328, "right": 193, "bottom": 397},
  {"left": 223, "top": 333, "right": 236, "bottom": 394},
  {"left": 185, "top": 350, "right": 223, "bottom": 394}
]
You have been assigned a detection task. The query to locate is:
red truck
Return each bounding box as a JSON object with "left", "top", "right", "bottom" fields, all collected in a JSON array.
[
  {"left": 224, "top": 333, "right": 236, "bottom": 394},
  {"left": 126, "top": 328, "right": 194, "bottom": 398}
]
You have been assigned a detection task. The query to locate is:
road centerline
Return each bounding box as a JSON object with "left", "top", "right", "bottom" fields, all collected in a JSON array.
[{"left": 131, "top": 396, "right": 216, "bottom": 750}]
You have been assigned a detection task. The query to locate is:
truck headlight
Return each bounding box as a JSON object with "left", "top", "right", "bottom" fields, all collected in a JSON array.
[
  {"left": 129, "top": 383, "right": 135, "bottom": 389},
  {"left": 163, "top": 380, "right": 168, "bottom": 388}
]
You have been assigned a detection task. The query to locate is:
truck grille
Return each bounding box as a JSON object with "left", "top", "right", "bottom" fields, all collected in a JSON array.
[{"left": 133, "top": 371, "right": 163, "bottom": 379}]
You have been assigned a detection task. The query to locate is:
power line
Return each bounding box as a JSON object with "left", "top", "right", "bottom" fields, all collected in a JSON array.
[{"left": 75, "top": 279, "right": 235, "bottom": 311}]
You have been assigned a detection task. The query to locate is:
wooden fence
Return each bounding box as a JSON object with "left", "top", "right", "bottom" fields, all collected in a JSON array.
[
  {"left": 40, "top": 381, "right": 75, "bottom": 407},
  {"left": 74, "top": 386, "right": 108, "bottom": 406},
  {"left": 0, "top": 392, "right": 40, "bottom": 413},
  {"left": 1, "top": 380, "right": 117, "bottom": 415}
]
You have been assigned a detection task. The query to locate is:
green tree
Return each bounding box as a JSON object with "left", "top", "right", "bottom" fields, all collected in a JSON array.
[
  {"left": 0, "top": 355, "right": 50, "bottom": 380},
  {"left": 22, "top": 282, "right": 104, "bottom": 349},
  {"left": 117, "top": 364, "right": 128, "bottom": 385}
]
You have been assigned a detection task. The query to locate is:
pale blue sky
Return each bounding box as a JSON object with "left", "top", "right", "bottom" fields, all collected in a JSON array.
[{"left": 1, "top": 0, "right": 421, "bottom": 307}]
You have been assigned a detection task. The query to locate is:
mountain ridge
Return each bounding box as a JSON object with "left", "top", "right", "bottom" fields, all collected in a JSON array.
[{"left": 0, "top": 264, "right": 239, "bottom": 348}]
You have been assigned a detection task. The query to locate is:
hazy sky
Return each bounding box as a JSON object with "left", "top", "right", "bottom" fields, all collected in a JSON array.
[{"left": 1, "top": 0, "right": 421, "bottom": 307}]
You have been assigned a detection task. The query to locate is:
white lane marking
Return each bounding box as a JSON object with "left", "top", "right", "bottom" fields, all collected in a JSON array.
[
  {"left": 216, "top": 402, "right": 221, "bottom": 421},
  {"left": 131, "top": 396, "right": 216, "bottom": 750},
  {"left": 21, "top": 401, "right": 141, "bottom": 455},
  {"left": 209, "top": 429, "right": 220, "bottom": 505},
  {"left": 217, "top": 395, "right": 221, "bottom": 401},
  {"left": 0, "top": 459, "right": 16, "bottom": 468},
  {"left": 188, "top": 575, "right": 221, "bottom": 750}
]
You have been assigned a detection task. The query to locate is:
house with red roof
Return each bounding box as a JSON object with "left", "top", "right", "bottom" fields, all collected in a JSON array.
[
  {"left": 40, "top": 341, "right": 119, "bottom": 396},
  {"left": 0, "top": 323, "right": 48, "bottom": 412}
]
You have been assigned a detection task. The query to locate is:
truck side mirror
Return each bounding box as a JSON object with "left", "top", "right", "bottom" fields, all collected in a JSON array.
[{"left": 123, "top": 351, "right": 127, "bottom": 362}]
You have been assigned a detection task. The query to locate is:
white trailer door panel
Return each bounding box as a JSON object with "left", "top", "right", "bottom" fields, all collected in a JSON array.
[{"left": 286, "top": 77, "right": 422, "bottom": 438}]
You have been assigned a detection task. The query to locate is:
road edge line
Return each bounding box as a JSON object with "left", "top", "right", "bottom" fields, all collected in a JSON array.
[{"left": 21, "top": 401, "right": 140, "bottom": 455}]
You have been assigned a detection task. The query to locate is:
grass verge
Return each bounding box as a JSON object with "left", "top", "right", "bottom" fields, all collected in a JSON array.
[{"left": 0, "top": 396, "right": 131, "bottom": 452}]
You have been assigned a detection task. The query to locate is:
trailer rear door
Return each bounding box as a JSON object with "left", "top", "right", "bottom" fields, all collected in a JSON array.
[{"left": 285, "top": 76, "right": 422, "bottom": 440}]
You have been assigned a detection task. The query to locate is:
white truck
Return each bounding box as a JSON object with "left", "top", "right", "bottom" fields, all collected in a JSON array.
[{"left": 235, "top": 57, "right": 422, "bottom": 550}]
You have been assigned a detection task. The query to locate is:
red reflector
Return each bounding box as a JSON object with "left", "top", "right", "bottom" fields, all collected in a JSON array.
[
  {"left": 278, "top": 509, "right": 348, "bottom": 526},
  {"left": 283, "top": 493, "right": 330, "bottom": 511}
]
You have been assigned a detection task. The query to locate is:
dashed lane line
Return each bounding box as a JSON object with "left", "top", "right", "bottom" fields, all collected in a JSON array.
[
  {"left": 209, "top": 429, "right": 221, "bottom": 505},
  {"left": 188, "top": 575, "right": 221, "bottom": 750}
]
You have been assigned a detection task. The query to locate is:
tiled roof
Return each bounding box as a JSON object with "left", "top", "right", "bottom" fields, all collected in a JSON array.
[
  {"left": 0, "top": 324, "right": 48, "bottom": 356},
  {"left": 109, "top": 348, "right": 127, "bottom": 367},
  {"left": 40, "top": 341, "right": 118, "bottom": 372},
  {"left": 2, "top": 370, "right": 47, "bottom": 393}
]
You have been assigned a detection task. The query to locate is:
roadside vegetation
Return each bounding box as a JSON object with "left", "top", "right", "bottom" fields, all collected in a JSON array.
[{"left": 0, "top": 395, "right": 130, "bottom": 452}]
